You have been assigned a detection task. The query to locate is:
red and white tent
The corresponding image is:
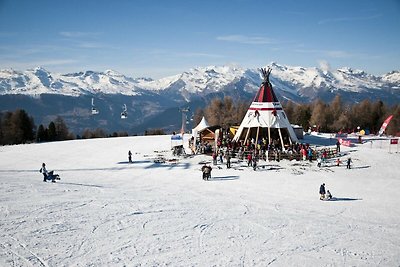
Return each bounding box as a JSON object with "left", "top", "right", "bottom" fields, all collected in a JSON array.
[{"left": 233, "top": 68, "right": 298, "bottom": 149}]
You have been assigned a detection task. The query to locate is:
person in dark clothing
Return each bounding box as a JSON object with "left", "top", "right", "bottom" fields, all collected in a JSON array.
[
  {"left": 226, "top": 150, "right": 231, "bottom": 169},
  {"left": 346, "top": 158, "right": 352, "bottom": 169},
  {"left": 201, "top": 164, "right": 212, "bottom": 180},
  {"left": 128, "top": 150, "right": 132, "bottom": 163},
  {"left": 252, "top": 154, "right": 257, "bottom": 171},
  {"left": 336, "top": 140, "right": 341, "bottom": 153},
  {"left": 319, "top": 183, "right": 326, "bottom": 200}
]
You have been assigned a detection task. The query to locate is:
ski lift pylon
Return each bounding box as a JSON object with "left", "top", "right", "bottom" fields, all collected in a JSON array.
[
  {"left": 121, "top": 104, "right": 128, "bottom": 119},
  {"left": 91, "top": 98, "right": 99, "bottom": 115}
]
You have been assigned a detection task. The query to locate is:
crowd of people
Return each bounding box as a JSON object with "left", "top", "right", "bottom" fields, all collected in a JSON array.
[{"left": 191, "top": 132, "right": 342, "bottom": 171}]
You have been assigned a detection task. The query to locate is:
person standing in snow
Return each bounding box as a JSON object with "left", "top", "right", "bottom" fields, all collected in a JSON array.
[
  {"left": 247, "top": 152, "right": 252, "bottom": 167},
  {"left": 201, "top": 164, "right": 212, "bottom": 180},
  {"left": 319, "top": 183, "right": 326, "bottom": 200},
  {"left": 225, "top": 150, "right": 231, "bottom": 169},
  {"left": 212, "top": 151, "right": 217, "bottom": 165},
  {"left": 252, "top": 153, "right": 257, "bottom": 171},
  {"left": 128, "top": 150, "right": 132, "bottom": 163},
  {"left": 346, "top": 157, "right": 352, "bottom": 169},
  {"left": 308, "top": 147, "right": 313, "bottom": 162},
  {"left": 336, "top": 140, "right": 341, "bottom": 153}
]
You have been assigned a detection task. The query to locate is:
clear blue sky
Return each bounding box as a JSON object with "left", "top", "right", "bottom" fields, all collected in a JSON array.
[{"left": 0, "top": 0, "right": 399, "bottom": 78}]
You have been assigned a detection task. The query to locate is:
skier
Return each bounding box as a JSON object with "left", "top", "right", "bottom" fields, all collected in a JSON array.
[
  {"left": 40, "top": 163, "right": 60, "bottom": 182},
  {"left": 319, "top": 183, "right": 326, "bottom": 200},
  {"left": 346, "top": 158, "right": 352, "bottom": 169},
  {"left": 128, "top": 150, "right": 132, "bottom": 163}
]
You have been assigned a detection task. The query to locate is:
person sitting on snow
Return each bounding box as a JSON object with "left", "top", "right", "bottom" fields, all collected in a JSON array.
[
  {"left": 40, "top": 163, "right": 60, "bottom": 182},
  {"left": 326, "top": 190, "right": 332, "bottom": 200}
]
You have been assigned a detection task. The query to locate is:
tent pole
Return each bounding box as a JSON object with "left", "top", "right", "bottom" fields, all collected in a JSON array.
[
  {"left": 256, "top": 127, "right": 260, "bottom": 148},
  {"left": 268, "top": 127, "right": 271, "bottom": 145},
  {"left": 244, "top": 128, "right": 250, "bottom": 145},
  {"left": 278, "top": 128, "right": 285, "bottom": 150},
  {"left": 287, "top": 129, "right": 293, "bottom": 145}
]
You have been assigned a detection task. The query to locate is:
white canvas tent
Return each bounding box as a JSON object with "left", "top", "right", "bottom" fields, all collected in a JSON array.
[
  {"left": 192, "top": 116, "right": 210, "bottom": 132},
  {"left": 233, "top": 68, "right": 298, "bottom": 149},
  {"left": 191, "top": 116, "right": 210, "bottom": 139}
]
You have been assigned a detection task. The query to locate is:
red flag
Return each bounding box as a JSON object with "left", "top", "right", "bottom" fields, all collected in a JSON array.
[{"left": 378, "top": 115, "right": 394, "bottom": 136}]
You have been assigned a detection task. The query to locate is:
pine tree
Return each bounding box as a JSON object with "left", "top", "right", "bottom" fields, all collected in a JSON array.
[
  {"left": 48, "top": 121, "right": 57, "bottom": 141},
  {"left": 36, "top": 124, "right": 47, "bottom": 142},
  {"left": 54, "top": 116, "right": 70, "bottom": 141}
]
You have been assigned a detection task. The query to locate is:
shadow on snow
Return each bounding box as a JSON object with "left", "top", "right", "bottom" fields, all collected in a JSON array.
[
  {"left": 326, "top": 197, "right": 362, "bottom": 201},
  {"left": 208, "top": 175, "right": 240, "bottom": 181}
]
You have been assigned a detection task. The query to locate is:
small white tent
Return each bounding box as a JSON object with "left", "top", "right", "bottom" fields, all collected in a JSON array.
[
  {"left": 192, "top": 116, "right": 210, "bottom": 134},
  {"left": 233, "top": 68, "right": 298, "bottom": 149}
]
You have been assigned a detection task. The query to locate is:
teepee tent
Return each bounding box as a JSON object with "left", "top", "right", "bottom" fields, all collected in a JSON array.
[{"left": 233, "top": 67, "right": 298, "bottom": 149}]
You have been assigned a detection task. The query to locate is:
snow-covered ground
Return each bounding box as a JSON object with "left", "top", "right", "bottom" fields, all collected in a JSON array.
[{"left": 0, "top": 133, "right": 399, "bottom": 266}]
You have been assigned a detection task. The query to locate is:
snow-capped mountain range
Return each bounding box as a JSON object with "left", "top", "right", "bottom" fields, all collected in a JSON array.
[
  {"left": 0, "top": 62, "right": 399, "bottom": 134},
  {"left": 1, "top": 62, "right": 399, "bottom": 103}
]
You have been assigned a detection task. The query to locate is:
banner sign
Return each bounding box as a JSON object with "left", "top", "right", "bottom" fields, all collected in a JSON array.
[
  {"left": 378, "top": 115, "right": 394, "bottom": 136},
  {"left": 338, "top": 138, "right": 352, "bottom": 147},
  {"left": 390, "top": 139, "right": 398, "bottom": 145},
  {"left": 171, "top": 134, "right": 183, "bottom": 141}
]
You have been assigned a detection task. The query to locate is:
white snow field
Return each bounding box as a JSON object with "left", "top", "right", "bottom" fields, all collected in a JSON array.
[{"left": 1, "top": 133, "right": 399, "bottom": 266}]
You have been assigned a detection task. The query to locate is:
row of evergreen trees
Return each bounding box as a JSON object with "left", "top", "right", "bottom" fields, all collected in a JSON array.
[
  {"left": 0, "top": 109, "right": 74, "bottom": 145},
  {"left": 0, "top": 109, "right": 135, "bottom": 145},
  {"left": 194, "top": 96, "right": 399, "bottom": 136}
]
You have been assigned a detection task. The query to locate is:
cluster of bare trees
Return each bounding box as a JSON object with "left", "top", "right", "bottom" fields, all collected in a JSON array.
[{"left": 194, "top": 96, "right": 400, "bottom": 136}]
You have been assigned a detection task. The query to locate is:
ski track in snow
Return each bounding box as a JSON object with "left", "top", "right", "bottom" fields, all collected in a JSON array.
[{"left": 0, "top": 134, "right": 400, "bottom": 266}]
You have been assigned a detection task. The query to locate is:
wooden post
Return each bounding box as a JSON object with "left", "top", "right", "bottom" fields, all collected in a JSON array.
[
  {"left": 255, "top": 127, "right": 260, "bottom": 148},
  {"left": 244, "top": 128, "right": 250, "bottom": 146},
  {"left": 268, "top": 127, "right": 271, "bottom": 145},
  {"left": 278, "top": 128, "right": 285, "bottom": 150},
  {"left": 287, "top": 128, "right": 293, "bottom": 145}
]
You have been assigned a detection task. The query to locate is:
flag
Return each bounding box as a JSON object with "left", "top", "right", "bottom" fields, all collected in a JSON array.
[{"left": 378, "top": 115, "right": 394, "bottom": 136}]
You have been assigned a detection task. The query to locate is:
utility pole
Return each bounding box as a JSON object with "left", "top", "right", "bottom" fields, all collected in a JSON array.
[{"left": 180, "top": 107, "right": 190, "bottom": 134}]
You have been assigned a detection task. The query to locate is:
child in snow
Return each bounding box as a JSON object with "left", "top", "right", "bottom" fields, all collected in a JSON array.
[{"left": 326, "top": 190, "right": 333, "bottom": 200}]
